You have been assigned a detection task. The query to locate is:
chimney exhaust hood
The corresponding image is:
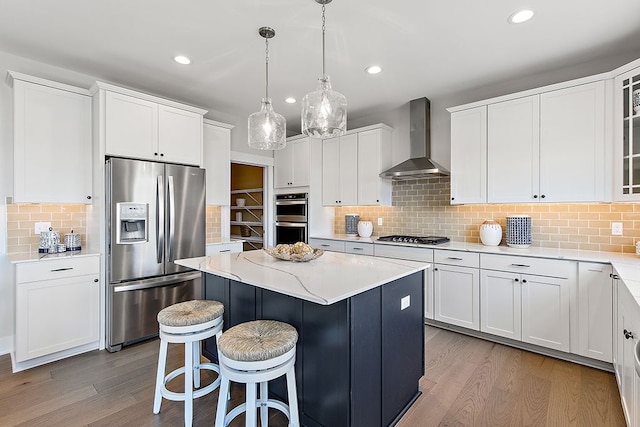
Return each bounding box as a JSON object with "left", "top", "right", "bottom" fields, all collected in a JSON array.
[{"left": 379, "top": 97, "right": 449, "bottom": 180}]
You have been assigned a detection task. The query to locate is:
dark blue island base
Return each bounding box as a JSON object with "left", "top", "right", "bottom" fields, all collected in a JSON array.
[{"left": 202, "top": 270, "right": 425, "bottom": 427}]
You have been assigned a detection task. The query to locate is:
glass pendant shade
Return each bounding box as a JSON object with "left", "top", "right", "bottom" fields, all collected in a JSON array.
[
  {"left": 302, "top": 75, "right": 347, "bottom": 138},
  {"left": 248, "top": 97, "right": 286, "bottom": 150}
]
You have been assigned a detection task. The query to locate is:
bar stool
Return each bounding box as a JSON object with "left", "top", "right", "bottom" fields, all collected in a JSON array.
[
  {"left": 215, "top": 320, "right": 299, "bottom": 427},
  {"left": 153, "top": 300, "right": 224, "bottom": 427}
]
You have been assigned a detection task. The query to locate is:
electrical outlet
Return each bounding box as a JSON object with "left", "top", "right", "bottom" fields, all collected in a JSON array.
[
  {"left": 612, "top": 222, "right": 623, "bottom": 236},
  {"left": 34, "top": 222, "right": 51, "bottom": 234},
  {"left": 377, "top": 217, "right": 383, "bottom": 226},
  {"left": 401, "top": 295, "right": 410, "bottom": 310}
]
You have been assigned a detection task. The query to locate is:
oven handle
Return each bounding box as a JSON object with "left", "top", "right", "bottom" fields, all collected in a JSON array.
[
  {"left": 112, "top": 271, "right": 201, "bottom": 292},
  {"left": 275, "top": 200, "right": 307, "bottom": 205},
  {"left": 275, "top": 222, "right": 308, "bottom": 228}
]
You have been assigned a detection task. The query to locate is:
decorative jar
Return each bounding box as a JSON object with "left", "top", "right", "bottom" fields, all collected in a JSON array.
[
  {"left": 479, "top": 219, "right": 502, "bottom": 246},
  {"left": 357, "top": 221, "right": 373, "bottom": 238}
]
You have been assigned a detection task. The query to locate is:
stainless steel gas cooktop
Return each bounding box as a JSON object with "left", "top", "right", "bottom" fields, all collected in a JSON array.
[{"left": 377, "top": 235, "right": 450, "bottom": 245}]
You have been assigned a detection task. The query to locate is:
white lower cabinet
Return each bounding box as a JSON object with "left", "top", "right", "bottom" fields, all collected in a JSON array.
[
  {"left": 14, "top": 256, "right": 100, "bottom": 369},
  {"left": 206, "top": 241, "right": 243, "bottom": 255},
  {"left": 616, "top": 279, "right": 640, "bottom": 427},
  {"left": 576, "top": 262, "right": 613, "bottom": 362},
  {"left": 345, "top": 242, "right": 373, "bottom": 255},
  {"left": 434, "top": 250, "right": 480, "bottom": 331},
  {"left": 480, "top": 254, "right": 574, "bottom": 353},
  {"left": 308, "top": 238, "right": 346, "bottom": 253}
]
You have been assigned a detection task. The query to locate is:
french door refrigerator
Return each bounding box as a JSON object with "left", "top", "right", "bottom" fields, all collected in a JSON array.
[{"left": 106, "top": 157, "right": 205, "bottom": 351}]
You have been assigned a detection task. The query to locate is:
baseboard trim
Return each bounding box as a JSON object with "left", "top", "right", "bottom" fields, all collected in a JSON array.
[{"left": 0, "top": 335, "right": 12, "bottom": 356}]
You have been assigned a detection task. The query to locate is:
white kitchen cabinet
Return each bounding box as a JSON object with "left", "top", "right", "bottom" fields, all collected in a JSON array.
[
  {"left": 8, "top": 72, "right": 92, "bottom": 203},
  {"left": 275, "top": 136, "right": 310, "bottom": 188},
  {"left": 308, "top": 237, "right": 346, "bottom": 253},
  {"left": 14, "top": 256, "right": 100, "bottom": 369},
  {"left": 480, "top": 254, "right": 573, "bottom": 352},
  {"left": 322, "top": 133, "right": 358, "bottom": 206},
  {"left": 206, "top": 241, "right": 243, "bottom": 255},
  {"left": 322, "top": 124, "right": 393, "bottom": 206},
  {"left": 487, "top": 95, "right": 540, "bottom": 203},
  {"left": 614, "top": 60, "right": 640, "bottom": 201},
  {"left": 450, "top": 106, "right": 487, "bottom": 204},
  {"left": 616, "top": 279, "right": 640, "bottom": 426},
  {"left": 94, "top": 82, "right": 206, "bottom": 166},
  {"left": 576, "top": 262, "right": 613, "bottom": 362},
  {"left": 433, "top": 250, "right": 480, "bottom": 331},
  {"left": 203, "top": 120, "right": 233, "bottom": 205},
  {"left": 356, "top": 127, "right": 392, "bottom": 205},
  {"left": 345, "top": 241, "right": 374, "bottom": 256}
]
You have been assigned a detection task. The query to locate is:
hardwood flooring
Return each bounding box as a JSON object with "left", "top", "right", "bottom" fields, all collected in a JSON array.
[{"left": 0, "top": 325, "right": 625, "bottom": 426}]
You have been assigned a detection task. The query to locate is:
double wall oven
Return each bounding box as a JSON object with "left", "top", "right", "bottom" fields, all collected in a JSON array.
[{"left": 275, "top": 193, "right": 308, "bottom": 244}]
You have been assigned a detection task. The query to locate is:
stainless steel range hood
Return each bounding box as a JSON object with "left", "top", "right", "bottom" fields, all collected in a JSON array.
[{"left": 379, "top": 97, "right": 449, "bottom": 180}]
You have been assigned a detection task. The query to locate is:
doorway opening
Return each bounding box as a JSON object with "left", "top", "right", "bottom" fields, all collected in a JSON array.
[{"left": 230, "top": 163, "right": 265, "bottom": 251}]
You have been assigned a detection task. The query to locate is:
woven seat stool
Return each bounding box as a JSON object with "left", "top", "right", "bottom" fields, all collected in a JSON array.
[
  {"left": 153, "top": 300, "right": 224, "bottom": 427},
  {"left": 214, "top": 319, "right": 299, "bottom": 427}
]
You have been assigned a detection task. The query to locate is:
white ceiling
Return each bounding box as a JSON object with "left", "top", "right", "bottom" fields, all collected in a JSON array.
[{"left": 2, "top": 0, "right": 640, "bottom": 134}]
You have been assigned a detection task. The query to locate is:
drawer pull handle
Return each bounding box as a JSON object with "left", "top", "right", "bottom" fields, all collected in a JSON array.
[
  {"left": 587, "top": 269, "right": 604, "bottom": 273},
  {"left": 353, "top": 247, "right": 363, "bottom": 250},
  {"left": 219, "top": 249, "right": 231, "bottom": 253},
  {"left": 447, "top": 257, "right": 463, "bottom": 260},
  {"left": 611, "top": 274, "right": 620, "bottom": 280},
  {"left": 510, "top": 263, "right": 530, "bottom": 268},
  {"left": 624, "top": 329, "right": 635, "bottom": 340},
  {"left": 320, "top": 244, "right": 330, "bottom": 247},
  {"left": 51, "top": 267, "right": 73, "bottom": 272}
]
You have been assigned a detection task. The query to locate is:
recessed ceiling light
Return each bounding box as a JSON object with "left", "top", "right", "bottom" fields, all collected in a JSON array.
[
  {"left": 366, "top": 65, "right": 382, "bottom": 75},
  {"left": 174, "top": 55, "right": 191, "bottom": 65},
  {"left": 508, "top": 9, "right": 534, "bottom": 24},
  {"left": 285, "top": 97, "right": 297, "bottom": 104}
]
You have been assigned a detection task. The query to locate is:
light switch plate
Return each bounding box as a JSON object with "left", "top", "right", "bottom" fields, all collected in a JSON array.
[
  {"left": 401, "top": 295, "right": 410, "bottom": 310},
  {"left": 378, "top": 217, "right": 383, "bottom": 226},
  {"left": 34, "top": 222, "right": 51, "bottom": 234}
]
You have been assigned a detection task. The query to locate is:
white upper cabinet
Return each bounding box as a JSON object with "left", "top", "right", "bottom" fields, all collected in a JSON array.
[
  {"left": 203, "top": 120, "right": 233, "bottom": 205},
  {"left": 487, "top": 95, "right": 540, "bottom": 203},
  {"left": 95, "top": 82, "right": 206, "bottom": 166},
  {"left": 449, "top": 76, "right": 609, "bottom": 204},
  {"left": 450, "top": 106, "right": 487, "bottom": 204},
  {"left": 322, "top": 124, "right": 392, "bottom": 206},
  {"left": 275, "top": 136, "right": 310, "bottom": 188},
  {"left": 614, "top": 60, "right": 640, "bottom": 201},
  {"left": 9, "top": 72, "right": 92, "bottom": 203}
]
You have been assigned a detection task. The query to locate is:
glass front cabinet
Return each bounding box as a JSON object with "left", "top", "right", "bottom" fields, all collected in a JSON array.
[{"left": 615, "top": 61, "right": 640, "bottom": 200}]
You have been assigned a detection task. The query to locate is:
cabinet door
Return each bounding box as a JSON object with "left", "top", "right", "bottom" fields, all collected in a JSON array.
[
  {"left": 204, "top": 122, "right": 231, "bottom": 205},
  {"left": 434, "top": 264, "right": 479, "bottom": 330},
  {"left": 338, "top": 133, "right": 358, "bottom": 205},
  {"left": 292, "top": 138, "right": 310, "bottom": 187},
  {"left": 105, "top": 91, "right": 158, "bottom": 160},
  {"left": 614, "top": 66, "right": 640, "bottom": 201},
  {"left": 521, "top": 274, "right": 570, "bottom": 352},
  {"left": 540, "top": 82, "right": 606, "bottom": 202},
  {"left": 487, "top": 96, "right": 540, "bottom": 203},
  {"left": 450, "top": 106, "right": 487, "bottom": 204},
  {"left": 617, "top": 282, "right": 640, "bottom": 426},
  {"left": 274, "top": 142, "right": 294, "bottom": 188},
  {"left": 577, "top": 263, "right": 613, "bottom": 362},
  {"left": 357, "top": 129, "right": 391, "bottom": 205},
  {"left": 15, "top": 274, "right": 100, "bottom": 362},
  {"left": 322, "top": 137, "right": 340, "bottom": 205},
  {"left": 480, "top": 270, "right": 522, "bottom": 340},
  {"left": 13, "top": 80, "right": 92, "bottom": 203},
  {"left": 158, "top": 104, "right": 202, "bottom": 165}
]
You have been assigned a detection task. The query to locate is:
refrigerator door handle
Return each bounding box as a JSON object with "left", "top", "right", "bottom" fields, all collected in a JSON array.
[
  {"left": 168, "top": 175, "right": 175, "bottom": 262},
  {"left": 156, "top": 175, "right": 164, "bottom": 263}
]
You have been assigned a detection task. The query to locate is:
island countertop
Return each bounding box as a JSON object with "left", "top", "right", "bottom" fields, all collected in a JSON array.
[{"left": 175, "top": 250, "right": 429, "bottom": 305}]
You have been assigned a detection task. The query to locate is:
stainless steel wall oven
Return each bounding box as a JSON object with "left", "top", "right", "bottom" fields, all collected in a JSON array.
[{"left": 275, "top": 193, "right": 308, "bottom": 244}]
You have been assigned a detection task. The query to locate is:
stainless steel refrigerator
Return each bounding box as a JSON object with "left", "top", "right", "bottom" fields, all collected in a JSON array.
[{"left": 106, "top": 157, "right": 205, "bottom": 351}]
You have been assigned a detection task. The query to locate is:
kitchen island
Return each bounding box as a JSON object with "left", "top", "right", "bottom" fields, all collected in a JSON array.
[{"left": 176, "top": 250, "right": 429, "bottom": 427}]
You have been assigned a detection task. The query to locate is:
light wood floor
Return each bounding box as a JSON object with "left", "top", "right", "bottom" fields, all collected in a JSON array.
[{"left": 0, "top": 325, "right": 626, "bottom": 426}]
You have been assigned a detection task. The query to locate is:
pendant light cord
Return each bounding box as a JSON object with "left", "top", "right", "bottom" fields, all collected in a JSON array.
[
  {"left": 321, "top": 3, "right": 326, "bottom": 78},
  {"left": 265, "top": 37, "right": 270, "bottom": 99}
]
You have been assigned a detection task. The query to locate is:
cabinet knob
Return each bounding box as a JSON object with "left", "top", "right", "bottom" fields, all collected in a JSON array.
[
  {"left": 376, "top": 199, "right": 379, "bottom": 202},
  {"left": 514, "top": 278, "right": 519, "bottom": 282},
  {"left": 160, "top": 153, "right": 164, "bottom": 157},
  {"left": 541, "top": 194, "right": 546, "bottom": 199},
  {"left": 451, "top": 197, "right": 455, "bottom": 201},
  {"left": 434, "top": 267, "right": 438, "bottom": 271},
  {"left": 522, "top": 279, "right": 527, "bottom": 283},
  {"left": 624, "top": 329, "right": 635, "bottom": 339},
  {"left": 94, "top": 279, "right": 99, "bottom": 283},
  {"left": 533, "top": 195, "right": 538, "bottom": 199},
  {"left": 154, "top": 152, "right": 158, "bottom": 156},
  {"left": 86, "top": 195, "right": 92, "bottom": 200}
]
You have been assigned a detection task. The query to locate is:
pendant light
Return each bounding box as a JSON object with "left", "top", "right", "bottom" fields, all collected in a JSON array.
[
  {"left": 301, "top": 0, "right": 347, "bottom": 138},
  {"left": 248, "top": 27, "right": 286, "bottom": 150}
]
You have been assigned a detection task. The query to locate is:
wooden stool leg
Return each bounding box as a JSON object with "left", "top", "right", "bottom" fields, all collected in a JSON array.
[
  {"left": 215, "top": 376, "right": 230, "bottom": 427},
  {"left": 153, "top": 339, "right": 168, "bottom": 414},
  {"left": 245, "top": 382, "right": 257, "bottom": 427},
  {"left": 259, "top": 381, "right": 269, "bottom": 427},
  {"left": 286, "top": 368, "right": 300, "bottom": 427},
  {"left": 184, "top": 341, "right": 194, "bottom": 427}
]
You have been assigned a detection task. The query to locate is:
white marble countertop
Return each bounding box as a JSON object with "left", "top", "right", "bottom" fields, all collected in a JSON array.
[
  {"left": 9, "top": 250, "right": 100, "bottom": 264},
  {"left": 176, "top": 250, "right": 429, "bottom": 305}
]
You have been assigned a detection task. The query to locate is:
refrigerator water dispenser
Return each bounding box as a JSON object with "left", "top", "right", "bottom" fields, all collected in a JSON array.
[{"left": 116, "top": 202, "right": 148, "bottom": 243}]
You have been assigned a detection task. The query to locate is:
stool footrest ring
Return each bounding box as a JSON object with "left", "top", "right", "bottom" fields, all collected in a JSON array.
[
  {"left": 160, "top": 363, "right": 221, "bottom": 402},
  {"left": 225, "top": 398, "right": 291, "bottom": 426}
]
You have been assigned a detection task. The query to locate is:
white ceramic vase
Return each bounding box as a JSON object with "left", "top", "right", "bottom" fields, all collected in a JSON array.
[
  {"left": 357, "top": 221, "right": 373, "bottom": 238},
  {"left": 480, "top": 219, "right": 502, "bottom": 246}
]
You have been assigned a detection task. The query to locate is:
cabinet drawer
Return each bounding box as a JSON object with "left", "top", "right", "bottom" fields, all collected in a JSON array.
[
  {"left": 16, "top": 256, "right": 100, "bottom": 284},
  {"left": 434, "top": 250, "right": 479, "bottom": 268},
  {"left": 480, "top": 254, "right": 575, "bottom": 278},
  {"left": 309, "top": 238, "right": 346, "bottom": 253},
  {"left": 345, "top": 242, "right": 373, "bottom": 256},
  {"left": 206, "top": 242, "right": 243, "bottom": 255},
  {"left": 374, "top": 244, "right": 433, "bottom": 262}
]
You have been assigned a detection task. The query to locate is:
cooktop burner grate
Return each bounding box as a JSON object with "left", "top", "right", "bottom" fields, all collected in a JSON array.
[{"left": 377, "top": 235, "right": 450, "bottom": 245}]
